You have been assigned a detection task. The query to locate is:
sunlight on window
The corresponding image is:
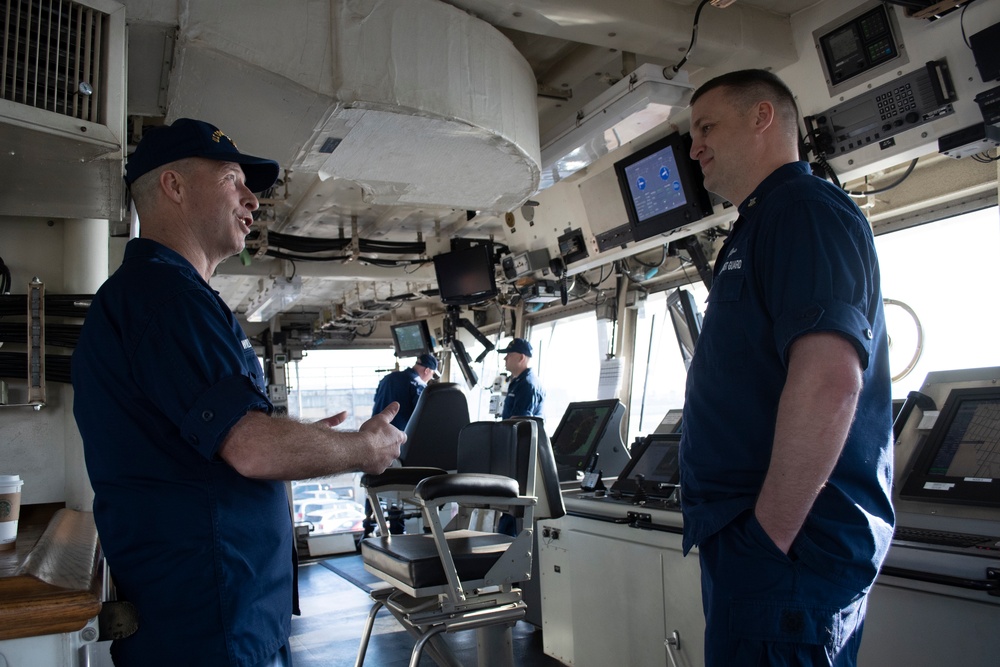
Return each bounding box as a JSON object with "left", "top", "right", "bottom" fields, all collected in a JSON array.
[
  {"left": 287, "top": 348, "right": 399, "bottom": 427},
  {"left": 875, "top": 206, "right": 1000, "bottom": 398},
  {"left": 529, "top": 312, "right": 604, "bottom": 432},
  {"left": 628, "top": 283, "right": 709, "bottom": 443}
]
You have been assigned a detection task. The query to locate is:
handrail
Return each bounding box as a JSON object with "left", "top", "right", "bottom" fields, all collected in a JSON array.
[{"left": 879, "top": 565, "right": 1000, "bottom": 597}]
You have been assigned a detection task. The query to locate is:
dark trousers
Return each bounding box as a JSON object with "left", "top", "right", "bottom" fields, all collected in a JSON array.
[
  {"left": 252, "top": 640, "right": 293, "bottom": 667},
  {"left": 698, "top": 510, "right": 868, "bottom": 666}
]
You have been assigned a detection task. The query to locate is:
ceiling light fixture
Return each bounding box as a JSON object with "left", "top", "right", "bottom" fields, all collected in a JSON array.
[
  {"left": 245, "top": 276, "right": 303, "bottom": 323},
  {"left": 537, "top": 63, "right": 694, "bottom": 190}
]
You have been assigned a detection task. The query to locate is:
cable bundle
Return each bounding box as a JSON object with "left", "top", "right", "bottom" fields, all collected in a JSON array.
[{"left": 0, "top": 352, "right": 71, "bottom": 384}]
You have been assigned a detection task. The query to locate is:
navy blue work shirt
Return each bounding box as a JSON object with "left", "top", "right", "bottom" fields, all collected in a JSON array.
[
  {"left": 72, "top": 239, "right": 291, "bottom": 667},
  {"left": 372, "top": 368, "right": 425, "bottom": 430},
  {"left": 679, "top": 162, "right": 894, "bottom": 589},
  {"left": 501, "top": 368, "right": 545, "bottom": 419}
]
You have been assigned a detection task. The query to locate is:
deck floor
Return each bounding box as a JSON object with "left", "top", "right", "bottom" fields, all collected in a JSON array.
[{"left": 290, "top": 559, "right": 563, "bottom": 666}]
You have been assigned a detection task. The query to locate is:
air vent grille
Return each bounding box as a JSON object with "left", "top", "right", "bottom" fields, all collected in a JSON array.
[{"left": 1, "top": 0, "right": 108, "bottom": 123}]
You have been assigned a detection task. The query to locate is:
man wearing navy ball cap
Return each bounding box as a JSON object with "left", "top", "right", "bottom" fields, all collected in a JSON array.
[
  {"left": 372, "top": 352, "right": 440, "bottom": 431},
  {"left": 498, "top": 337, "right": 545, "bottom": 419},
  {"left": 72, "top": 118, "right": 405, "bottom": 667}
]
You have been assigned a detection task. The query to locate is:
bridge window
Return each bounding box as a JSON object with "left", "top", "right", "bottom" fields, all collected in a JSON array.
[
  {"left": 875, "top": 206, "right": 1000, "bottom": 398},
  {"left": 627, "top": 282, "right": 710, "bottom": 444}
]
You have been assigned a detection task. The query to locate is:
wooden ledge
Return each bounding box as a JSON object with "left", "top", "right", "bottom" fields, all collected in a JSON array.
[{"left": 0, "top": 508, "right": 102, "bottom": 640}]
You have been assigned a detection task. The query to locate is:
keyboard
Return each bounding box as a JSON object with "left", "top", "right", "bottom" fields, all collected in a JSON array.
[{"left": 893, "top": 526, "right": 1000, "bottom": 550}]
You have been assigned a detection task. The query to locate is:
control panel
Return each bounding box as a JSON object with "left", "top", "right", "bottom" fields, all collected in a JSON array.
[{"left": 805, "top": 60, "right": 956, "bottom": 158}]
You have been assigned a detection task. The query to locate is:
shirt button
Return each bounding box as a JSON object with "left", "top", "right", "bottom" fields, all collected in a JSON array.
[
  {"left": 865, "top": 328, "right": 873, "bottom": 339},
  {"left": 202, "top": 410, "right": 214, "bottom": 422},
  {"left": 189, "top": 435, "right": 199, "bottom": 444}
]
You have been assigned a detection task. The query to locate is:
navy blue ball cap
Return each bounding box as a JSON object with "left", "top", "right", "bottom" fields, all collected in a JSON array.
[
  {"left": 498, "top": 338, "right": 532, "bottom": 357},
  {"left": 416, "top": 353, "right": 439, "bottom": 372},
  {"left": 125, "top": 118, "right": 280, "bottom": 193}
]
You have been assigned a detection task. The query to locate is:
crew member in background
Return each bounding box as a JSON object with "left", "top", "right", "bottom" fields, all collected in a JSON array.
[
  {"left": 371, "top": 352, "right": 438, "bottom": 431},
  {"left": 679, "top": 70, "right": 893, "bottom": 666},
  {"left": 72, "top": 118, "right": 405, "bottom": 667},
  {"left": 499, "top": 338, "right": 545, "bottom": 419}
]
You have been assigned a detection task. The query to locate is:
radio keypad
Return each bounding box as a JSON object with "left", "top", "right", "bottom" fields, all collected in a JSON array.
[{"left": 877, "top": 83, "right": 915, "bottom": 121}]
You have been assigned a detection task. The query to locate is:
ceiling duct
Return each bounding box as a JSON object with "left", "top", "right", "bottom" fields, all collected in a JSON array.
[{"left": 163, "top": 0, "right": 540, "bottom": 214}]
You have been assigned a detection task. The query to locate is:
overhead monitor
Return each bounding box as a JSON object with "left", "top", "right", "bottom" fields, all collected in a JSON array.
[
  {"left": 667, "top": 288, "right": 703, "bottom": 370},
  {"left": 432, "top": 243, "right": 498, "bottom": 306},
  {"left": 551, "top": 399, "right": 627, "bottom": 479},
  {"left": 613, "top": 131, "right": 713, "bottom": 243},
  {"left": 390, "top": 320, "right": 433, "bottom": 358},
  {"left": 900, "top": 386, "right": 1000, "bottom": 506}
]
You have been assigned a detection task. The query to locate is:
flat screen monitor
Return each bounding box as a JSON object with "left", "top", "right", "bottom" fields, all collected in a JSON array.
[
  {"left": 610, "top": 433, "right": 681, "bottom": 498},
  {"left": 900, "top": 386, "right": 1000, "bottom": 506},
  {"left": 390, "top": 320, "right": 432, "bottom": 358},
  {"left": 613, "top": 132, "right": 714, "bottom": 243},
  {"left": 551, "top": 399, "right": 620, "bottom": 472},
  {"left": 667, "top": 288, "right": 703, "bottom": 370},
  {"left": 432, "top": 244, "right": 498, "bottom": 306}
]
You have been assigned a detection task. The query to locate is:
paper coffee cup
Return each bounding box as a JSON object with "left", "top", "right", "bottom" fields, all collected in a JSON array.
[{"left": 0, "top": 474, "right": 24, "bottom": 551}]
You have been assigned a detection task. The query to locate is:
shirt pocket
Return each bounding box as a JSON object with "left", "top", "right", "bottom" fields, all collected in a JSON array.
[
  {"left": 695, "top": 271, "right": 749, "bottom": 371},
  {"left": 708, "top": 269, "right": 745, "bottom": 303}
]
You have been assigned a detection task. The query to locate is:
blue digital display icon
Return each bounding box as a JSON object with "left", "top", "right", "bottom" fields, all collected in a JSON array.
[
  {"left": 673, "top": 181, "right": 681, "bottom": 191},
  {"left": 660, "top": 166, "right": 671, "bottom": 180},
  {"left": 636, "top": 177, "right": 647, "bottom": 191}
]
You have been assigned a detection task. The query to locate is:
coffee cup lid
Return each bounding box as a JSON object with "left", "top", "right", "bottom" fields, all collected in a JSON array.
[{"left": 0, "top": 475, "right": 22, "bottom": 484}]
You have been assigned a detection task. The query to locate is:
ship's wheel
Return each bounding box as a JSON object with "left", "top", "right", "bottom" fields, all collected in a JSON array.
[{"left": 883, "top": 298, "right": 923, "bottom": 383}]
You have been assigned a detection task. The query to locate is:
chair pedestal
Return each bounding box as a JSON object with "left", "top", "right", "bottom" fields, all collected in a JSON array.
[
  {"left": 355, "top": 419, "right": 565, "bottom": 667},
  {"left": 355, "top": 587, "right": 524, "bottom": 667}
]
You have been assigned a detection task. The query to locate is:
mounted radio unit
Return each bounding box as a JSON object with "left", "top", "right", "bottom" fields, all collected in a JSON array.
[{"left": 804, "top": 60, "right": 956, "bottom": 159}]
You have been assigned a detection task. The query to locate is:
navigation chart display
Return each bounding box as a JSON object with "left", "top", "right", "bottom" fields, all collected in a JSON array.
[
  {"left": 930, "top": 396, "right": 1000, "bottom": 479},
  {"left": 902, "top": 386, "right": 1000, "bottom": 506}
]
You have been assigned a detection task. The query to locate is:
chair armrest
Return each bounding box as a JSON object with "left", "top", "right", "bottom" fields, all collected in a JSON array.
[
  {"left": 362, "top": 467, "right": 449, "bottom": 490},
  {"left": 415, "top": 473, "right": 519, "bottom": 502}
]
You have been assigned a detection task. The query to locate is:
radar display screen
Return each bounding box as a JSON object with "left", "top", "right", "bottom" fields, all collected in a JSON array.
[{"left": 901, "top": 387, "right": 1000, "bottom": 506}]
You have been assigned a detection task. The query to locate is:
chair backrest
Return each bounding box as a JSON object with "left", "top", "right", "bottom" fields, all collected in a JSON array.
[
  {"left": 521, "top": 417, "right": 566, "bottom": 521},
  {"left": 457, "top": 418, "right": 565, "bottom": 522},
  {"left": 400, "top": 382, "right": 470, "bottom": 469}
]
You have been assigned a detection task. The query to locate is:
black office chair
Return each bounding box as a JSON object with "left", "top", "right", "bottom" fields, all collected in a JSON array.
[
  {"left": 363, "top": 382, "right": 470, "bottom": 536},
  {"left": 355, "top": 418, "right": 565, "bottom": 667},
  {"left": 401, "top": 382, "right": 470, "bottom": 470}
]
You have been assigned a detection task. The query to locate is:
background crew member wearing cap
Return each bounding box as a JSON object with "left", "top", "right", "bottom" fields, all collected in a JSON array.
[
  {"left": 371, "top": 352, "right": 438, "bottom": 431},
  {"left": 72, "top": 118, "right": 405, "bottom": 667},
  {"left": 679, "top": 71, "right": 893, "bottom": 666},
  {"left": 498, "top": 338, "right": 544, "bottom": 419}
]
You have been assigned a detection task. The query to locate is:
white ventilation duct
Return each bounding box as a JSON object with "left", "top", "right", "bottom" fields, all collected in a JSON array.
[{"left": 163, "top": 0, "right": 540, "bottom": 213}]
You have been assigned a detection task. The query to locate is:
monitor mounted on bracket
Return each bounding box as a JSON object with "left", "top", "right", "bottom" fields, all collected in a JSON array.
[
  {"left": 613, "top": 131, "right": 714, "bottom": 243},
  {"left": 550, "top": 399, "right": 629, "bottom": 481},
  {"left": 432, "top": 243, "right": 498, "bottom": 306},
  {"left": 390, "top": 320, "right": 433, "bottom": 358}
]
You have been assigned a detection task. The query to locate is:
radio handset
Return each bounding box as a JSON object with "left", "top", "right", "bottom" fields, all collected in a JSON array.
[{"left": 580, "top": 452, "right": 605, "bottom": 493}]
